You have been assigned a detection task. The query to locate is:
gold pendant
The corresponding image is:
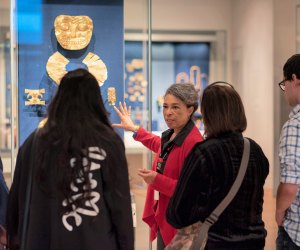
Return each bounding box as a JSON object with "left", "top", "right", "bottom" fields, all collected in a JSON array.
[{"left": 107, "top": 87, "right": 116, "bottom": 106}]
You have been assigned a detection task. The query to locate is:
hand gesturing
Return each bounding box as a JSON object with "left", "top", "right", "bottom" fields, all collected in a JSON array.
[{"left": 112, "top": 102, "right": 136, "bottom": 132}]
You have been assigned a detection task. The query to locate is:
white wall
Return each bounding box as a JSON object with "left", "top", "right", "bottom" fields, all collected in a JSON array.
[
  {"left": 124, "top": 0, "right": 233, "bottom": 30},
  {"left": 125, "top": 0, "right": 234, "bottom": 81},
  {"left": 273, "top": 0, "right": 300, "bottom": 193},
  {"left": 231, "top": 0, "right": 274, "bottom": 188}
]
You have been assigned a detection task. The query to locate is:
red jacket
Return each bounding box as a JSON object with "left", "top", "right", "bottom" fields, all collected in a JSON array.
[{"left": 134, "top": 122, "right": 203, "bottom": 245}]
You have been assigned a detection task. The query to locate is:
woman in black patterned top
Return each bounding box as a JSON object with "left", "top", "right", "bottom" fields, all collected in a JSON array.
[
  {"left": 7, "top": 69, "right": 134, "bottom": 250},
  {"left": 166, "top": 82, "right": 269, "bottom": 250}
]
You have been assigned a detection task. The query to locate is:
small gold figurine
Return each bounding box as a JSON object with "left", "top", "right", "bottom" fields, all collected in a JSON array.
[
  {"left": 54, "top": 15, "right": 93, "bottom": 50},
  {"left": 107, "top": 87, "right": 116, "bottom": 106},
  {"left": 25, "top": 89, "right": 46, "bottom": 106}
]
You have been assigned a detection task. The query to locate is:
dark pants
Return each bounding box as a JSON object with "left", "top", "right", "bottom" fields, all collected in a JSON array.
[
  {"left": 276, "top": 226, "right": 300, "bottom": 250},
  {"left": 157, "top": 229, "right": 165, "bottom": 250}
]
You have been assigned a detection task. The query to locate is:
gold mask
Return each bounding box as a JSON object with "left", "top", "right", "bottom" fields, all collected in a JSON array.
[{"left": 54, "top": 15, "right": 93, "bottom": 50}]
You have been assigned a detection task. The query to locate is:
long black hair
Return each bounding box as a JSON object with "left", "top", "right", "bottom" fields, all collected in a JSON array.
[{"left": 37, "top": 68, "right": 120, "bottom": 211}]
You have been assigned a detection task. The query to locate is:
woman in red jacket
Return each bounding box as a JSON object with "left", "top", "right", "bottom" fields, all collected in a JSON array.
[{"left": 113, "top": 83, "right": 203, "bottom": 249}]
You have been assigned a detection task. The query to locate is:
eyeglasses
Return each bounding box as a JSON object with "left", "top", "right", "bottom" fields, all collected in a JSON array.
[{"left": 278, "top": 80, "right": 286, "bottom": 91}]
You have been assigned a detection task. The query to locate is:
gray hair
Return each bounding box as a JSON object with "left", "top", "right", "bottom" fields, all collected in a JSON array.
[{"left": 164, "top": 83, "right": 199, "bottom": 113}]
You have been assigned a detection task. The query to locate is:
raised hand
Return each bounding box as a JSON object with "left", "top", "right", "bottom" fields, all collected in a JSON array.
[{"left": 112, "top": 102, "right": 137, "bottom": 132}]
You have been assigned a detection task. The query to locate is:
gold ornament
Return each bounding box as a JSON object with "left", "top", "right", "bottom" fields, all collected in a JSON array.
[
  {"left": 25, "top": 89, "right": 46, "bottom": 106},
  {"left": 126, "top": 63, "right": 134, "bottom": 73},
  {"left": 54, "top": 15, "right": 93, "bottom": 50},
  {"left": 46, "top": 52, "right": 107, "bottom": 86},
  {"left": 82, "top": 52, "right": 107, "bottom": 86},
  {"left": 126, "top": 59, "right": 144, "bottom": 72},
  {"left": 131, "top": 59, "right": 144, "bottom": 69},
  {"left": 107, "top": 87, "right": 116, "bottom": 106},
  {"left": 38, "top": 118, "right": 48, "bottom": 128},
  {"left": 46, "top": 51, "right": 69, "bottom": 85},
  {"left": 129, "top": 96, "right": 136, "bottom": 102},
  {"left": 138, "top": 95, "right": 145, "bottom": 102}
]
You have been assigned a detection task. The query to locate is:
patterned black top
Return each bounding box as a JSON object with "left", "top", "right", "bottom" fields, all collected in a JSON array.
[
  {"left": 7, "top": 132, "right": 134, "bottom": 250},
  {"left": 166, "top": 131, "right": 269, "bottom": 250}
]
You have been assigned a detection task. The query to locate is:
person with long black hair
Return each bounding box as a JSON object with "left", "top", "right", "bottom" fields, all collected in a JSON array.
[{"left": 6, "top": 69, "right": 134, "bottom": 250}]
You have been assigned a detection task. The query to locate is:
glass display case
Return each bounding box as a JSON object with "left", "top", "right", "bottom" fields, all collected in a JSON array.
[{"left": 0, "top": 0, "right": 226, "bottom": 249}]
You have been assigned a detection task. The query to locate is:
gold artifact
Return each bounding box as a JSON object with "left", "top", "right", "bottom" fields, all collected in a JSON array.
[
  {"left": 125, "top": 59, "right": 147, "bottom": 104},
  {"left": 38, "top": 118, "right": 48, "bottom": 128},
  {"left": 54, "top": 15, "right": 93, "bottom": 50},
  {"left": 82, "top": 52, "right": 107, "bottom": 86},
  {"left": 128, "top": 87, "right": 134, "bottom": 94},
  {"left": 126, "top": 63, "right": 134, "bottom": 73},
  {"left": 25, "top": 88, "right": 46, "bottom": 106},
  {"left": 141, "top": 80, "right": 147, "bottom": 87},
  {"left": 46, "top": 52, "right": 107, "bottom": 86},
  {"left": 107, "top": 87, "right": 116, "bottom": 106},
  {"left": 138, "top": 95, "right": 145, "bottom": 102},
  {"left": 135, "top": 73, "right": 144, "bottom": 82},
  {"left": 131, "top": 59, "right": 144, "bottom": 69},
  {"left": 129, "top": 76, "right": 135, "bottom": 82},
  {"left": 129, "top": 96, "right": 136, "bottom": 102},
  {"left": 46, "top": 52, "right": 69, "bottom": 85},
  {"left": 126, "top": 59, "right": 144, "bottom": 72}
]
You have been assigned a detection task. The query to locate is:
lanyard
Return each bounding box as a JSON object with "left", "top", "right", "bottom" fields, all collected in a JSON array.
[{"left": 156, "top": 140, "right": 175, "bottom": 174}]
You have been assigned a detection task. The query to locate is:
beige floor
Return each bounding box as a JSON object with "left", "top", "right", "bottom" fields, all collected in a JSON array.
[
  {"left": 263, "top": 188, "right": 277, "bottom": 250},
  {"left": 132, "top": 187, "right": 277, "bottom": 250}
]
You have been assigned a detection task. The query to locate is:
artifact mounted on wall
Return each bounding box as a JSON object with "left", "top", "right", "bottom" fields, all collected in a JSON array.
[
  {"left": 25, "top": 88, "right": 46, "bottom": 106},
  {"left": 54, "top": 15, "right": 93, "bottom": 50},
  {"left": 82, "top": 52, "right": 107, "bottom": 86},
  {"left": 46, "top": 51, "right": 107, "bottom": 86},
  {"left": 46, "top": 51, "right": 69, "bottom": 85},
  {"left": 107, "top": 87, "right": 116, "bottom": 106}
]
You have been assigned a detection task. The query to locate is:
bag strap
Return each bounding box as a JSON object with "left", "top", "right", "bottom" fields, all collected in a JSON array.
[
  {"left": 20, "top": 131, "right": 38, "bottom": 250},
  {"left": 192, "top": 137, "right": 250, "bottom": 247}
]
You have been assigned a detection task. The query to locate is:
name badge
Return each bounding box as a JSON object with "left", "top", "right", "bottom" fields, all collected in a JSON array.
[{"left": 154, "top": 190, "right": 159, "bottom": 200}]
